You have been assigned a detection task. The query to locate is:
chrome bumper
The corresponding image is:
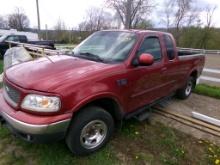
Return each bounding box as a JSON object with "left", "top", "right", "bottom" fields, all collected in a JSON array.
[{"left": 0, "top": 111, "right": 71, "bottom": 135}]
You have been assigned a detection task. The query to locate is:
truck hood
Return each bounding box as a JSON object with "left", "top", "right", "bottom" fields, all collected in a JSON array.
[{"left": 5, "top": 55, "right": 110, "bottom": 92}]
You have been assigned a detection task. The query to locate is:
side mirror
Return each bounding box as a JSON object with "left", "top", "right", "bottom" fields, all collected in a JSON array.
[{"left": 139, "top": 53, "right": 154, "bottom": 66}]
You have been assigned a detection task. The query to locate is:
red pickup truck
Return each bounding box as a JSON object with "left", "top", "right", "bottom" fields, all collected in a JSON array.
[{"left": 0, "top": 30, "right": 205, "bottom": 155}]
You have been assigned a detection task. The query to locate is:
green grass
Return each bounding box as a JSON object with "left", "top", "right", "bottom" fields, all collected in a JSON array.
[
  {"left": 0, "top": 127, "right": 119, "bottom": 165},
  {"left": 114, "top": 120, "right": 220, "bottom": 165},
  {"left": 55, "top": 44, "right": 76, "bottom": 50},
  {"left": 194, "top": 84, "right": 220, "bottom": 99},
  {"left": 0, "top": 60, "right": 3, "bottom": 73},
  {"left": 0, "top": 112, "right": 220, "bottom": 164}
]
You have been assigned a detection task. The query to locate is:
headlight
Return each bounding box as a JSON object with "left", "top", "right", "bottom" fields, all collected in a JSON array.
[{"left": 21, "top": 94, "right": 61, "bottom": 112}]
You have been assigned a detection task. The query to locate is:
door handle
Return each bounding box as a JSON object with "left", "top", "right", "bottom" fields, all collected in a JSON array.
[{"left": 161, "top": 67, "right": 167, "bottom": 72}]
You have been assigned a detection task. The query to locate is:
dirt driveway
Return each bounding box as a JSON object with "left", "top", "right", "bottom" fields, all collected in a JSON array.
[{"left": 152, "top": 93, "right": 220, "bottom": 145}]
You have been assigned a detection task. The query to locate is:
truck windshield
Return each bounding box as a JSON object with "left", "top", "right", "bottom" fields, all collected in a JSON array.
[{"left": 73, "top": 31, "right": 137, "bottom": 62}]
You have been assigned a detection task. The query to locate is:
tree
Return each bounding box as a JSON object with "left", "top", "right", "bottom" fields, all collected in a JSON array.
[
  {"left": 0, "top": 16, "right": 8, "bottom": 29},
  {"left": 107, "top": 0, "right": 154, "bottom": 29},
  {"left": 53, "top": 19, "right": 70, "bottom": 43},
  {"left": 160, "top": 0, "right": 200, "bottom": 45},
  {"left": 133, "top": 18, "right": 153, "bottom": 29},
  {"left": 199, "top": 5, "right": 217, "bottom": 49},
  {"left": 160, "top": 0, "right": 174, "bottom": 30},
  {"left": 78, "top": 7, "right": 113, "bottom": 31},
  {"left": 8, "top": 8, "right": 30, "bottom": 31}
]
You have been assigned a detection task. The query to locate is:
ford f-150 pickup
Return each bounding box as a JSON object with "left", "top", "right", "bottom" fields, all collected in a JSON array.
[{"left": 0, "top": 30, "right": 205, "bottom": 155}]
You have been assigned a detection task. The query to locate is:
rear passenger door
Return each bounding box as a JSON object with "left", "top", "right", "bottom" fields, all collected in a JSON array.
[{"left": 163, "top": 34, "right": 182, "bottom": 92}]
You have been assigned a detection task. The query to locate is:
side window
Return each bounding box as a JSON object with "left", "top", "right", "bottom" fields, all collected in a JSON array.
[
  {"left": 164, "top": 35, "right": 175, "bottom": 60},
  {"left": 5, "top": 36, "right": 14, "bottom": 41},
  {"left": 138, "top": 37, "right": 162, "bottom": 62},
  {"left": 6, "top": 35, "right": 19, "bottom": 42}
]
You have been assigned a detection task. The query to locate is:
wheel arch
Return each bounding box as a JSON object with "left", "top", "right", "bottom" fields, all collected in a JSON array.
[
  {"left": 189, "top": 69, "right": 198, "bottom": 87},
  {"left": 190, "top": 70, "right": 198, "bottom": 79},
  {"left": 71, "top": 94, "right": 125, "bottom": 123}
]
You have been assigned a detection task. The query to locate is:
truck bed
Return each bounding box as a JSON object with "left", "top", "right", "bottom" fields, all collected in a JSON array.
[{"left": 178, "top": 48, "right": 204, "bottom": 57}]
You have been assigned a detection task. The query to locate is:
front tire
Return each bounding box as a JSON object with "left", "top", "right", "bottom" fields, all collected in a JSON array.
[
  {"left": 176, "top": 76, "right": 195, "bottom": 99},
  {"left": 65, "top": 106, "right": 114, "bottom": 155}
]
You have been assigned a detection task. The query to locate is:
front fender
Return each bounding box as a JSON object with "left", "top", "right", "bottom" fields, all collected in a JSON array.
[
  {"left": 71, "top": 92, "right": 123, "bottom": 114},
  {"left": 61, "top": 80, "right": 125, "bottom": 117}
]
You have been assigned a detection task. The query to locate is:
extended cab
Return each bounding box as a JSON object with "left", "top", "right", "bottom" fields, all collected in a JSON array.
[
  {"left": 0, "top": 34, "right": 55, "bottom": 58},
  {"left": 0, "top": 30, "right": 205, "bottom": 155}
]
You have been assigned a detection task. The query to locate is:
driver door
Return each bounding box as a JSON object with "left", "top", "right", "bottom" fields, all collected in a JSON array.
[{"left": 125, "top": 35, "right": 168, "bottom": 112}]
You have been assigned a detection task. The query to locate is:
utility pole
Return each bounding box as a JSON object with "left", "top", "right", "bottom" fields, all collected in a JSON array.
[
  {"left": 45, "top": 24, "right": 48, "bottom": 40},
  {"left": 36, "top": 0, "right": 41, "bottom": 35},
  {"left": 125, "top": 0, "right": 132, "bottom": 29}
]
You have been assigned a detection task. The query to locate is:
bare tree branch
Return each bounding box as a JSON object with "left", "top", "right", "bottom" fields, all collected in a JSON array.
[
  {"left": 160, "top": 0, "right": 201, "bottom": 45},
  {"left": 0, "top": 16, "right": 8, "bottom": 29},
  {"left": 8, "top": 8, "right": 30, "bottom": 31},
  {"left": 199, "top": 5, "right": 217, "bottom": 48},
  {"left": 107, "top": 0, "right": 154, "bottom": 29},
  {"left": 78, "top": 7, "right": 113, "bottom": 32}
]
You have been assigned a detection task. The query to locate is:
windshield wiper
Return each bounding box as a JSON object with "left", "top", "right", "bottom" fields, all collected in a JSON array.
[{"left": 75, "top": 52, "right": 104, "bottom": 62}]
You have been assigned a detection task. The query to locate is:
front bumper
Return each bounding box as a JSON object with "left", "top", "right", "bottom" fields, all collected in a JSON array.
[
  {"left": 1, "top": 111, "right": 70, "bottom": 135},
  {"left": 0, "top": 90, "right": 72, "bottom": 142}
]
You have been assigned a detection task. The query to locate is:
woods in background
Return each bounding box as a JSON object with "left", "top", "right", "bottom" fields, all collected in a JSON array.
[
  {"left": 0, "top": 8, "right": 30, "bottom": 31},
  {"left": 0, "top": 0, "right": 220, "bottom": 50}
]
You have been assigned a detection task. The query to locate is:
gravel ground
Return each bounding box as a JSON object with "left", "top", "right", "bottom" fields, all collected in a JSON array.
[{"left": 152, "top": 93, "right": 220, "bottom": 145}]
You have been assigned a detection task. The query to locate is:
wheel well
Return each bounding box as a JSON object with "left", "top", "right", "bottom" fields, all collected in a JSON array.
[
  {"left": 190, "top": 70, "right": 198, "bottom": 88},
  {"left": 190, "top": 70, "right": 198, "bottom": 79},
  {"left": 76, "top": 98, "right": 124, "bottom": 122}
]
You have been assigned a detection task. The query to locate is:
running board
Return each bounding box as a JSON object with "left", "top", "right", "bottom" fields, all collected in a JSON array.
[
  {"left": 125, "top": 93, "right": 175, "bottom": 121},
  {"left": 134, "top": 108, "right": 153, "bottom": 122}
]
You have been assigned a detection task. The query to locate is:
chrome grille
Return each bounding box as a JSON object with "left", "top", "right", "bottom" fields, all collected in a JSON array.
[{"left": 3, "top": 82, "right": 21, "bottom": 106}]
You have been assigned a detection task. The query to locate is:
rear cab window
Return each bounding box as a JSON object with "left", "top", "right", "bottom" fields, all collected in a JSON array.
[
  {"left": 18, "top": 35, "right": 27, "bottom": 42},
  {"left": 138, "top": 36, "right": 162, "bottom": 62},
  {"left": 164, "top": 35, "right": 175, "bottom": 61}
]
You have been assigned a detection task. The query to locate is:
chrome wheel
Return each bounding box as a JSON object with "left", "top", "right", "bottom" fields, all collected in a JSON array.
[
  {"left": 185, "top": 80, "right": 193, "bottom": 96},
  {"left": 80, "top": 120, "right": 107, "bottom": 149}
]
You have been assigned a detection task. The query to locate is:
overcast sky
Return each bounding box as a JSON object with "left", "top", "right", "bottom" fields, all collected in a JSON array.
[{"left": 1, "top": 0, "right": 220, "bottom": 29}]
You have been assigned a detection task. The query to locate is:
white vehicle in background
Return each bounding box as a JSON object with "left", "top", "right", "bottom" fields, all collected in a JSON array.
[{"left": 0, "top": 29, "right": 38, "bottom": 41}]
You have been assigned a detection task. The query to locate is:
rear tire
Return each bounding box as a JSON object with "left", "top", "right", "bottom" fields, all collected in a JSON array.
[
  {"left": 65, "top": 106, "right": 114, "bottom": 156},
  {"left": 176, "top": 76, "right": 195, "bottom": 99}
]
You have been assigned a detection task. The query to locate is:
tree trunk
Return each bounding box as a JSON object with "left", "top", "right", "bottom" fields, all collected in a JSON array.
[{"left": 125, "top": 0, "right": 132, "bottom": 29}]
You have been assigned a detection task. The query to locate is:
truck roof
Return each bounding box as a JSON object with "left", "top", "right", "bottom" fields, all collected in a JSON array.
[
  {"left": 0, "top": 29, "right": 38, "bottom": 41},
  {"left": 102, "top": 29, "right": 171, "bottom": 36}
]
